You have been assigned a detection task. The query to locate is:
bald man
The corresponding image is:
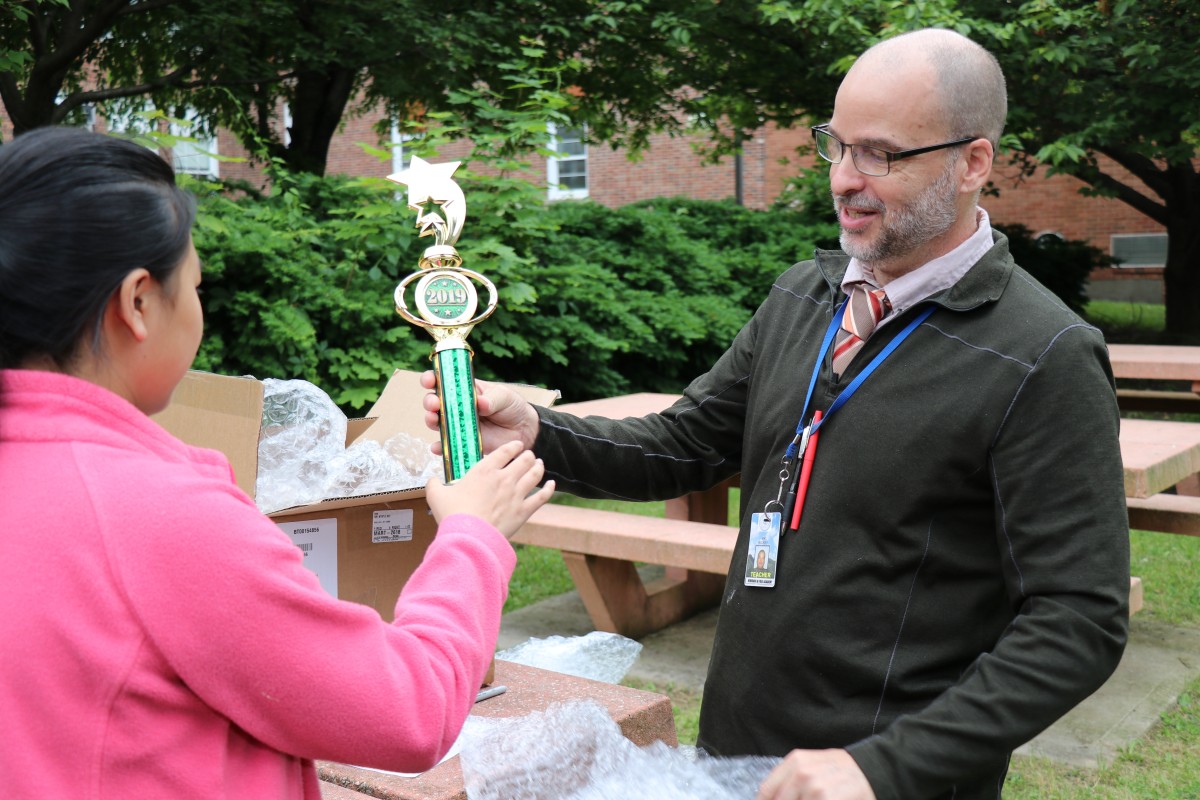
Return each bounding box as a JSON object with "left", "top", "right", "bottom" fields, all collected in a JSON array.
[{"left": 423, "top": 28, "right": 1129, "bottom": 800}]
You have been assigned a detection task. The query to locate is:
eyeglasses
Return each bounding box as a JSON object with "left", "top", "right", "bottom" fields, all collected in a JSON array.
[{"left": 811, "top": 124, "right": 976, "bottom": 177}]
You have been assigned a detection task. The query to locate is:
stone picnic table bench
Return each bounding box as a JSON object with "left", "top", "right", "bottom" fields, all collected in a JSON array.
[
  {"left": 513, "top": 374, "right": 1200, "bottom": 640},
  {"left": 1109, "top": 343, "right": 1200, "bottom": 415},
  {"left": 1111, "top": 342, "right": 1200, "bottom": 543},
  {"left": 317, "top": 660, "right": 676, "bottom": 800}
]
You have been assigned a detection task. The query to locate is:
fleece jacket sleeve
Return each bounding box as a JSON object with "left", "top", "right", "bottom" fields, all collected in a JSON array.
[{"left": 93, "top": 461, "right": 515, "bottom": 774}]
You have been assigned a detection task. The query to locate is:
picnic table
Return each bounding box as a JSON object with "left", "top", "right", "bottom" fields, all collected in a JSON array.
[
  {"left": 516, "top": 385, "right": 1200, "bottom": 637},
  {"left": 1108, "top": 343, "right": 1200, "bottom": 414},
  {"left": 316, "top": 660, "right": 676, "bottom": 799}
]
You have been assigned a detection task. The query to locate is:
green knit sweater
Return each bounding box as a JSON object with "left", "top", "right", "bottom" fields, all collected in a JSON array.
[{"left": 534, "top": 230, "right": 1129, "bottom": 799}]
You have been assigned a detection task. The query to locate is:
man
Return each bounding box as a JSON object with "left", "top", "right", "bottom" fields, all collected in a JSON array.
[{"left": 423, "top": 28, "right": 1129, "bottom": 800}]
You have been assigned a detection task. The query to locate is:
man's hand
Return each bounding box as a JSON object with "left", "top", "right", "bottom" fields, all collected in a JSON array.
[
  {"left": 420, "top": 370, "right": 540, "bottom": 454},
  {"left": 757, "top": 749, "right": 876, "bottom": 800}
]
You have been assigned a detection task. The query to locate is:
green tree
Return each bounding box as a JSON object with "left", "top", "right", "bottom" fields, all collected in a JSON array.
[
  {"left": 1, "top": 0, "right": 216, "bottom": 135},
  {"left": 754, "top": 0, "right": 1200, "bottom": 336},
  {"left": 973, "top": 0, "right": 1200, "bottom": 339},
  {"left": 0, "top": 0, "right": 767, "bottom": 174}
]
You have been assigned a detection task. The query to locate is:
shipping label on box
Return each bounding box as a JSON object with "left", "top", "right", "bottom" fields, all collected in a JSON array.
[{"left": 371, "top": 509, "right": 414, "bottom": 543}]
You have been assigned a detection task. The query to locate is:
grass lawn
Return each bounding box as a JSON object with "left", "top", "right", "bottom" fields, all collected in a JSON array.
[{"left": 502, "top": 299, "right": 1200, "bottom": 791}]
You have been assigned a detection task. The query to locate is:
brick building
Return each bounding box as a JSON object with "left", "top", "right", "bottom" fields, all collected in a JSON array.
[
  {"left": 1, "top": 104, "right": 1167, "bottom": 301},
  {"left": 227, "top": 105, "right": 1168, "bottom": 302}
]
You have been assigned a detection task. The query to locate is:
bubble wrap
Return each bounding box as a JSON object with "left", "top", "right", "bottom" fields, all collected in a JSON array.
[
  {"left": 253, "top": 378, "right": 441, "bottom": 514},
  {"left": 255, "top": 379, "right": 348, "bottom": 514},
  {"left": 460, "top": 700, "right": 779, "bottom": 800},
  {"left": 496, "top": 632, "right": 643, "bottom": 684}
]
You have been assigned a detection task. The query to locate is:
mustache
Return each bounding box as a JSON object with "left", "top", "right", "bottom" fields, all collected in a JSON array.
[{"left": 834, "top": 193, "right": 885, "bottom": 213}]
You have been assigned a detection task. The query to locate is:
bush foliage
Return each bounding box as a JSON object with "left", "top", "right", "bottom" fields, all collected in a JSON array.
[
  {"left": 190, "top": 172, "right": 838, "bottom": 409},
  {"left": 993, "top": 223, "right": 1115, "bottom": 314},
  {"left": 190, "top": 171, "right": 1100, "bottom": 411}
]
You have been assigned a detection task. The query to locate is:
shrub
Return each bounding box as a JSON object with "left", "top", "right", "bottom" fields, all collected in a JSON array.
[
  {"left": 192, "top": 174, "right": 838, "bottom": 410},
  {"left": 994, "top": 223, "right": 1113, "bottom": 314},
  {"left": 191, "top": 171, "right": 1102, "bottom": 410},
  {"left": 189, "top": 170, "right": 431, "bottom": 410}
]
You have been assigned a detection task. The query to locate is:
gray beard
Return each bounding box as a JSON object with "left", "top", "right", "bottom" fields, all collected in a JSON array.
[{"left": 835, "top": 160, "right": 961, "bottom": 266}]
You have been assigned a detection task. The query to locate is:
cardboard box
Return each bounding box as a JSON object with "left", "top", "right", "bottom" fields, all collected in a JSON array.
[{"left": 153, "top": 368, "right": 558, "bottom": 685}]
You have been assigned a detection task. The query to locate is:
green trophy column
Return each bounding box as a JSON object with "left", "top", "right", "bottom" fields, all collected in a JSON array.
[{"left": 435, "top": 344, "right": 483, "bottom": 481}]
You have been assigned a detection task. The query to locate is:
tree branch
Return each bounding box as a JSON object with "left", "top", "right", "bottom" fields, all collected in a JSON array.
[
  {"left": 115, "top": 0, "right": 185, "bottom": 17},
  {"left": 51, "top": 67, "right": 299, "bottom": 118},
  {"left": 38, "top": 0, "right": 138, "bottom": 77},
  {"left": 1075, "top": 158, "right": 1169, "bottom": 226},
  {"left": 1095, "top": 145, "right": 1174, "bottom": 200}
]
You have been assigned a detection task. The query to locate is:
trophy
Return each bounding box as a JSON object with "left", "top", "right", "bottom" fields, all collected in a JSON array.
[{"left": 388, "top": 156, "right": 498, "bottom": 482}]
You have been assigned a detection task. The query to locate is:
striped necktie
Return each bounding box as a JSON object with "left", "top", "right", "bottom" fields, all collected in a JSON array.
[{"left": 832, "top": 284, "right": 890, "bottom": 378}]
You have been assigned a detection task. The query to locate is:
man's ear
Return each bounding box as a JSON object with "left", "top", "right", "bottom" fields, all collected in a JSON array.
[
  {"left": 960, "top": 138, "right": 994, "bottom": 194},
  {"left": 108, "top": 268, "right": 154, "bottom": 343}
]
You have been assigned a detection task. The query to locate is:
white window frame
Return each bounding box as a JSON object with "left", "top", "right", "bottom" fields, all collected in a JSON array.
[
  {"left": 103, "top": 101, "right": 156, "bottom": 140},
  {"left": 390, "top": 120, "right": 420, "bottom": 174},
  {"left": 547, "top": 122, "right": 588, "bottom": 200},
  {"left": 1111, "top": 233, "right": 1168, "bottom": 269},
  {"left": 282, "top": 102, "right": 293, "bottom": 147},
  {"left": 169, "top": 109, "right": 219, "bottom": 179},
  {"left": 104, "top": 102, "right": 217, "bottom": 178}
]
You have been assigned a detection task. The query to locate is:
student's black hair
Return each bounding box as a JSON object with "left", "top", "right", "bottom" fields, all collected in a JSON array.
[{"left": 0, "top": 126, "right": 198, "bottom": 370}]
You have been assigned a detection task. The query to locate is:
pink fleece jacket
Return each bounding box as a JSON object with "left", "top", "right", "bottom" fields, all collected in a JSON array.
[{"left": 0, "top": 369, "right": 516, "bottom": 798}]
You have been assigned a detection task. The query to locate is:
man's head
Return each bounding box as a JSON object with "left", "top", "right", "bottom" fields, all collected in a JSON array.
[{"left": 824, "top": 28, "right": 1007, "bottom": 280}]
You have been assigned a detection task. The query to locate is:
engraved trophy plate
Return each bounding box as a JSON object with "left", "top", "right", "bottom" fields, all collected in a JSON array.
[{"left": 388, "top": 156, "right": 497, "bottom": 482}]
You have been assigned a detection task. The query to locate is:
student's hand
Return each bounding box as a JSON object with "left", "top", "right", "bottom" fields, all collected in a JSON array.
[
  {"left": 425, "top": 440, "right": 555, "bottom": 539},
  {"left": 421, "top": 371, "right": 541, "bottom": 455},
  {"left": 756, "top": 749, "right": 876, "bottom": 800}
]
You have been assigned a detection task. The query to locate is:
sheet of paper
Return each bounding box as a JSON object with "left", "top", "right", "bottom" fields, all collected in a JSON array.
[{"left": 276, "top": 517, "right": 338, "bottom": 597}]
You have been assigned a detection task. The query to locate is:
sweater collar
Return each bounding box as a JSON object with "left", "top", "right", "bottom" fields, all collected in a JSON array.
[{"left": 815, "top": 227, "right": 1014, "bottom": 313}]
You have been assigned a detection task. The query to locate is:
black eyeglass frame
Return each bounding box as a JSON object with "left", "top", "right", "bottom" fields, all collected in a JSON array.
[{"left": 811, "top": 124, "right": 977, "bottom": 176}]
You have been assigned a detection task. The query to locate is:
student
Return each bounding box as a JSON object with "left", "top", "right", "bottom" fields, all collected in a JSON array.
[{"left": 0, "top": 126, "right": 554, "bottom": 799}]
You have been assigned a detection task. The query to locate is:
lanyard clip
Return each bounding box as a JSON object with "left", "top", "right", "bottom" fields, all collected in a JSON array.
[{"left": 795, "top": 423, "right": 813, "bottom": 461}]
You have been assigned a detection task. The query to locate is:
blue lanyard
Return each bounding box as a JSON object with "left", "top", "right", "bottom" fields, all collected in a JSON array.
[{"left": 784, "top": 299, "right": 936, "bottom": 460}]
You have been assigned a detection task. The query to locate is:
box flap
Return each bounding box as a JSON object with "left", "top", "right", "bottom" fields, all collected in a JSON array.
[
  {"left": 355, "top": 368, "right": 560, "bottom": 447},
  {"left": 152, "top": 371, "right": 264, "bottom": 498},
  {"left": 345, "top": 417, "right": 378, "bottom": 443},
  {"left": 266, "top": 486, "right": 427, "bottom": 518}
]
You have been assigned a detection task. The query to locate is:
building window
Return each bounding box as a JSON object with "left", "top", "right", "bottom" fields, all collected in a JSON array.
[
  {"left": 169, "top": 111, "right": 219, "bottom": 179},
  {"left": 104, "top": 103, "right": 217, "bottom": 179},
  {"left": 547, "top": 122, "right": 587, "bottom": 200},
  {"left": 391, "top": 120, "right": 420, "bottom": 174},
  {"left": 103, "top": 102, "right": 155, "bottom": 139},
  {"left": 282, "top": 102, "right": 293, "bottom": 147},
  {"left": 1111, "top": 233, "right": 1168, "bottom": 269}
]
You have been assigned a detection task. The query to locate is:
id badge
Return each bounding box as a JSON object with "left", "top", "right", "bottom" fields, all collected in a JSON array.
[{"left": 744, "top": 511, "right": 780, "bottom": 588}]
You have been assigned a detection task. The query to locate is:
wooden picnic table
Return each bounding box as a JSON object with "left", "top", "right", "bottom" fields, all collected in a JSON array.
[
  {"left": 1108, "top": 343, "right": 1200, "bottom": 385},
  {"left": 523, "top": 391, "right": 1200, "bottom": 635},
  {"left": 1107, "top": 343, "right": 1200, "bottom": 414},
  {"left": 1120, "top": 418, "right": 1200, "bottom": 498}
]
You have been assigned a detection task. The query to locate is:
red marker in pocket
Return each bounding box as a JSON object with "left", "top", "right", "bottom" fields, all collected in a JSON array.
[{"left": 789, "top": 410, "right": 822, "bottom": 531}]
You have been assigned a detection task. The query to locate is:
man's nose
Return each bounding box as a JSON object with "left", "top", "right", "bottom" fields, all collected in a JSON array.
[{"left": 828, "top": 155, "right": 867, "bottom": 198}]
